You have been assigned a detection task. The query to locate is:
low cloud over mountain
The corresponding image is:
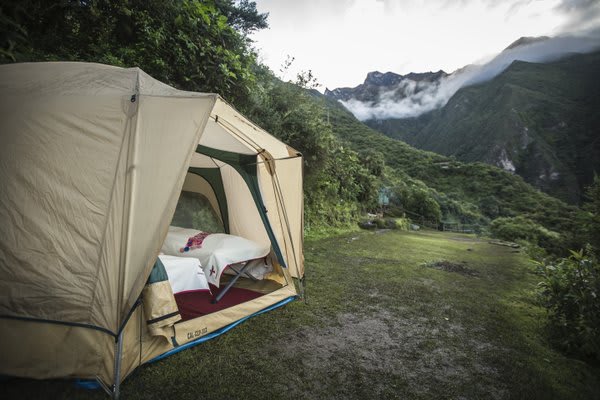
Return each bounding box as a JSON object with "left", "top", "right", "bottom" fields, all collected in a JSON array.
[{"left": 327, "top": 30, "right": 600, "bottom": 120}]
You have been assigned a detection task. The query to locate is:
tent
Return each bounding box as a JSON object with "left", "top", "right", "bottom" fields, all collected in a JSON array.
[{"left": 0, "top": 62, "right": 304, "bottom": 398}]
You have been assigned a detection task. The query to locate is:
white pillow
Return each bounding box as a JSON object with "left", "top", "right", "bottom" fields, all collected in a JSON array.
[{"left": 161, "top": 226, "right": 203, "bottom": 256}]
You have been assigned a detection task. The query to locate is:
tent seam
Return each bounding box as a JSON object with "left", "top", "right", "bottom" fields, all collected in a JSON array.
[
  {"left": 0, "top": 314, "right": 116, "bottom": 337},
  {"left": 273, "top": 171, "right": 301, "bottom": 275},
  {"left": 212, "top": 115, "right": 262, "bottom": 153},
  {"left": 215, "top": 96, "right": 295, "bottom": 151},
  {"left": 115, "top": 72, "right": 141, "bottom": 332},
  {"left": 87, "top": 89, "right": 139, "bottom": 334}
]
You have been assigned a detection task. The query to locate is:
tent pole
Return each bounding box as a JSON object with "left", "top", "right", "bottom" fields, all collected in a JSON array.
[
  {"left": 112, "top": 330, "right": 124, "bottom": 400},
  {"left": 212, "top": 262, "right": 252, "bottom": 304},
  {"left": 95, "top": 376, "right": 112, "bottom": 397}
]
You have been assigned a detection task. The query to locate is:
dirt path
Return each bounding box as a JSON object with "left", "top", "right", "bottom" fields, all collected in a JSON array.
[{"left": 273, "top": 307, "right": 506, "bottom": 399}]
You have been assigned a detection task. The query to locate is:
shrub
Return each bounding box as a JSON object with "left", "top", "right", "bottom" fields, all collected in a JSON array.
[
  {"left": 538, "top": 249, "right": 600, "bottom": 360},
  {"left": 388, "top": 183, "right": 442, "bottom": 223},
  {"left": 490, "top": 216, "right": 560, "bottom": 249},
  {"left": 395, "top": 218, "right": 410, "bottom": 231},
  {"left": 359, "top": 217, "right": 401, "bottom": 230},
  {"left": 374, "top": 217, "right": 397, "bottom": 229}
]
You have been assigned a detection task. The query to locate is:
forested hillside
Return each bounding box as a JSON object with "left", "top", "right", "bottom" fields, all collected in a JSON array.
[
  {"left": 366, "top": 52, "right": 600, "bottom": 204},
  {"left": 314, "top": 92, "right": 591, "bottom": 251}
]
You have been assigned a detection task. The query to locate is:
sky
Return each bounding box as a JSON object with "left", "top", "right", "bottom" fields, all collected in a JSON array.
[{"left": 251, "top": 0, "right": 600, "bottom": 91}]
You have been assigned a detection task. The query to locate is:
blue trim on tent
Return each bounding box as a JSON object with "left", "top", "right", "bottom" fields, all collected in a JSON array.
[
  {"left": 149, "top": 295, "right": 297, "bottom": 364},
  {"left": 74, "top": 379, "right": 102, "bottom": 390},
  {"left": 73, "top": 295, "right": 297, "bottom": 391}
]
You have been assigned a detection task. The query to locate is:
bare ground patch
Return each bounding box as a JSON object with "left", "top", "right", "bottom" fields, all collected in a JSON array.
[
  {"left": 270, "top": 309, "right": 507, "bottom": 399},
  {"left": 423, "top": 260, "right": 479, "bottom": 276}
]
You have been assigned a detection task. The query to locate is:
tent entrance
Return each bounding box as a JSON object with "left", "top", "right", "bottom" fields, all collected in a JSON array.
[
  {"left": 174, "top": 272, "right": 286, "bottom": 321},
  {"left": 143, "top": 172, "right": 291, "bottom": 336}
]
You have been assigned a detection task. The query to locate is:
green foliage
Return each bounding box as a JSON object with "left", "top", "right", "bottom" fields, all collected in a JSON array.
[
  {"left": 215, "top": 0, "right": 268, "bottom": 35},
  {"left": 490, "top": 216, "right": 561, "bottom": 249},
  {"left": 389, "top": 184, "right": 442, "bottom": 223},
  {"left": 394, "top": 217, "right": 410, "bottom": 230},
  {"left": 581, "top": 175, "right": 600, "bottom": 251},
  {"left": 359, "top": 149, "right": 385, "bottom": 177},
  {"left": 374, "top": 217, "right": 397, "bottom": 229},
  {"left": 0, "top": 4, "right": 27, "bottom": 61},
  {"left": 538, "top": 249, "right": 600, "bottom": 360},
  {"left": 382, "top": 170, "right": 482, "bottom": 225},
  {"left": 0, "top": 0, "right": 261, "bottom": 103}
]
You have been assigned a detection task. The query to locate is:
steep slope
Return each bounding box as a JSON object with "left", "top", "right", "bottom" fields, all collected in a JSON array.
[
  {"left": 313, "top": 92, "right": 581, "bottom": 245},
  {"left": 366, "top": 51, "right": 600, "bottom": 204}
]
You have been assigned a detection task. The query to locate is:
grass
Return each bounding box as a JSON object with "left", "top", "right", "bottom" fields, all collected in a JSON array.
[{"left": 2, "top": 230, "right": 599, "bottom": 399}]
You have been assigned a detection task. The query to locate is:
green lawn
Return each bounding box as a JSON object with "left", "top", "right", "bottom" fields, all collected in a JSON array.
[{"left": 2, "top": 230, "right": 599, "bottom": 399}]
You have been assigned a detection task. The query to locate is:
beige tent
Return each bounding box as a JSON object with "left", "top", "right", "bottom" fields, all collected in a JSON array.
[{"left": 0, "top": 62, "right": 304, "bottom": 398}]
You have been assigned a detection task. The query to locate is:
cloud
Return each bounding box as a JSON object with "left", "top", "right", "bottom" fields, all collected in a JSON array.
[
  {"left": 340, "top": 30, "right": 600, "bottom": 121},
  {"left": 555, "top": 0, "right": 600, "bottom": 32},
  {"left": 340, "top": 76, "right": 458, "bottom": 120},
  {"left": 254, "top": 0, "right": 600, "bottom": 90}
]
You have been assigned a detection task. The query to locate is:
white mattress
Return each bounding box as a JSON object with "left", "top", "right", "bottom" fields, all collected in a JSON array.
[{"left": 161, "top": 226, "right": 272, "bottom": 287}]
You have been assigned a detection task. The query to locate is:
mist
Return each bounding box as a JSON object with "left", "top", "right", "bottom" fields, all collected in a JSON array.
[{"left": 340, "top": 30, "right": 600, "bottom": 121}]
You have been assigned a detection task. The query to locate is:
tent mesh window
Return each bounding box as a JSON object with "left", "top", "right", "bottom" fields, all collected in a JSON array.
[{"left": 171, "top": 191, "right": 224, "bottom": 233}]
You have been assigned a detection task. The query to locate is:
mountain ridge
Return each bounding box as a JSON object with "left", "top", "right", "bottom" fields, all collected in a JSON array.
[
  {"left": 324, "top": 35, "right": 600, "bottom": 204},
  {"left": 364, "top": 51, "right": 600, "bottom": 204},
  {"left": 324, "top": 69, "right": 447, "bottom": 103}
]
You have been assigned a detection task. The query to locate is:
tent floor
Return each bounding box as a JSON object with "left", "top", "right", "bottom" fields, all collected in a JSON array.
[{"left": 174, "top": 285, "right": 264, "bottom": 321}]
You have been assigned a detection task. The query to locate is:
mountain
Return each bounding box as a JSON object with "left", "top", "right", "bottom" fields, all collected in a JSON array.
[
  {"left": 363, "top": 51, "right": 600, "bottom": 204},
  {"left": 505, "top": 36, "right": 550, "bottom": 50},
  {"left": 325, "top": 33, "right": 600, "bottom": 122},
  {"left": 324, "top": 69, "right": 447, "bottom": 104},
  {"left": 311, "top": 90, "right": 581, "bottom": 248}
]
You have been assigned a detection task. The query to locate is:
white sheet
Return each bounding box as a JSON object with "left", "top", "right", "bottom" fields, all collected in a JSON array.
[
  {"left": 161, "top": 226, "right": 272, "bottom": 287},
  {"left": 158, "top": 254, "right": 210, "bottom": 294}
]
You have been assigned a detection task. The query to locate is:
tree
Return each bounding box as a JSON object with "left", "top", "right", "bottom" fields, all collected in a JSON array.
[
  {"left": 215, "top": 0, "right": 268, "bottom": 35},
  {"left": 359, "top": 149, "right": 385, "bottom": 177},
  {"left": 0, "top": 0, "right": 262, "bottom": 103}
]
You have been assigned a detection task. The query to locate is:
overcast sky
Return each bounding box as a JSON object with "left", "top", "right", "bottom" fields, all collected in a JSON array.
[{"left": 251, "top": 0, "right": 600, "bottom": 90}]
